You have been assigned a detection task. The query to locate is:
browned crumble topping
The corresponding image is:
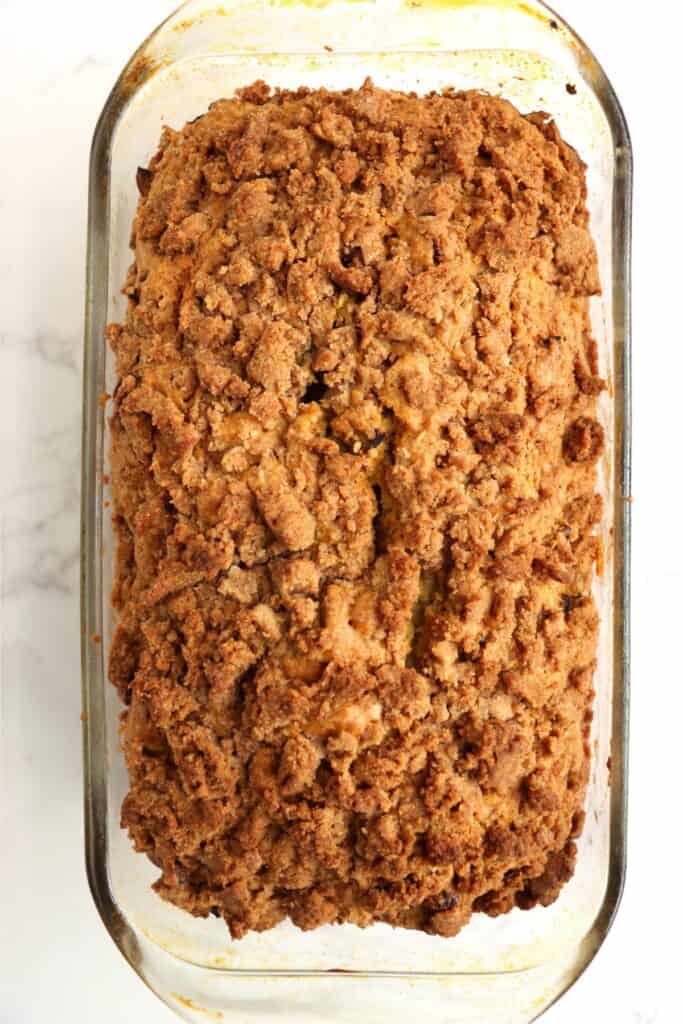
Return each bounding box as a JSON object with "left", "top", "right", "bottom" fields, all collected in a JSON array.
[{"left": 107, "top": 80, "right": 604, "bottom": 940}]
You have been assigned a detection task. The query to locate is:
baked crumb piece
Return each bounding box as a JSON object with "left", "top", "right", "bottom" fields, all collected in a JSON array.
[{"left": 108, "top": 80, "right": 604, "bottom": 940}]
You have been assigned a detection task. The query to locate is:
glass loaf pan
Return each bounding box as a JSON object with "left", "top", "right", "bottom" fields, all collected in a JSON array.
[{"left": 81, "top": 1, "right": 631, "bottom": 1020}]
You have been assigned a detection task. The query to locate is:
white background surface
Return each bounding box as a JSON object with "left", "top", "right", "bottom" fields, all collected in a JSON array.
[{"left": 0, "top": 0, "right": 679, "bottom": 1021}]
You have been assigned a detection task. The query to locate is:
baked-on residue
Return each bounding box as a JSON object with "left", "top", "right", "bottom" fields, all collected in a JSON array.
[{"left": 107, "top": 80, "right": 604, "bottom": 939}]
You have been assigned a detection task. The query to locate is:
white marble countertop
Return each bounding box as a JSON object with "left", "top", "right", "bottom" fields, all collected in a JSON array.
[{"left": 0, "top": 1, "right": 679, "bottom": 1021}]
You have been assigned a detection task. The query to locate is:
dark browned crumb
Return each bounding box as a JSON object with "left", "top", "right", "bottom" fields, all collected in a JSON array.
[
  {"left": 566, "top": 83, "right": 577, "bottom": 96},
  {"left": 107, "top": 80, "right": 604, "bottom": 941}
]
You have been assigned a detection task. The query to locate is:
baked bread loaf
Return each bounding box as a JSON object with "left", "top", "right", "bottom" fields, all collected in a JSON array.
[{"left": 107, "top": 81, "right": 604, "bottom": 940}]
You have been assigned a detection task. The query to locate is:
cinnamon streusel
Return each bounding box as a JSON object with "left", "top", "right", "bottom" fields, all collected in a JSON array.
[{"left": 107, "top": 80, "right": 604, "bottom": 939}]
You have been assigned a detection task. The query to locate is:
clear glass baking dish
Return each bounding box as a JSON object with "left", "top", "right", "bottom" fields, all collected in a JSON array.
[{"left": 81, "top": 1, "right": 631, "bottom": 1020}]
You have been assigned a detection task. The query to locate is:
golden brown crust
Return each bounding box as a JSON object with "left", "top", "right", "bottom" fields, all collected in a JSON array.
[{"left": 108, "top": 80, "right": 604, "bottom": 940}]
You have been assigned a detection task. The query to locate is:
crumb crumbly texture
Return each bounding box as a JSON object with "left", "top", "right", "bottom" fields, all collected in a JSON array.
[{"left": 107, "top": 80, "right": 605, "bottom": 940}]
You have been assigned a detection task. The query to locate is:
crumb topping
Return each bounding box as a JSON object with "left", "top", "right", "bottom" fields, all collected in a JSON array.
[{"left": 108, "top": 80, "right": 604, "bottom": 939}]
